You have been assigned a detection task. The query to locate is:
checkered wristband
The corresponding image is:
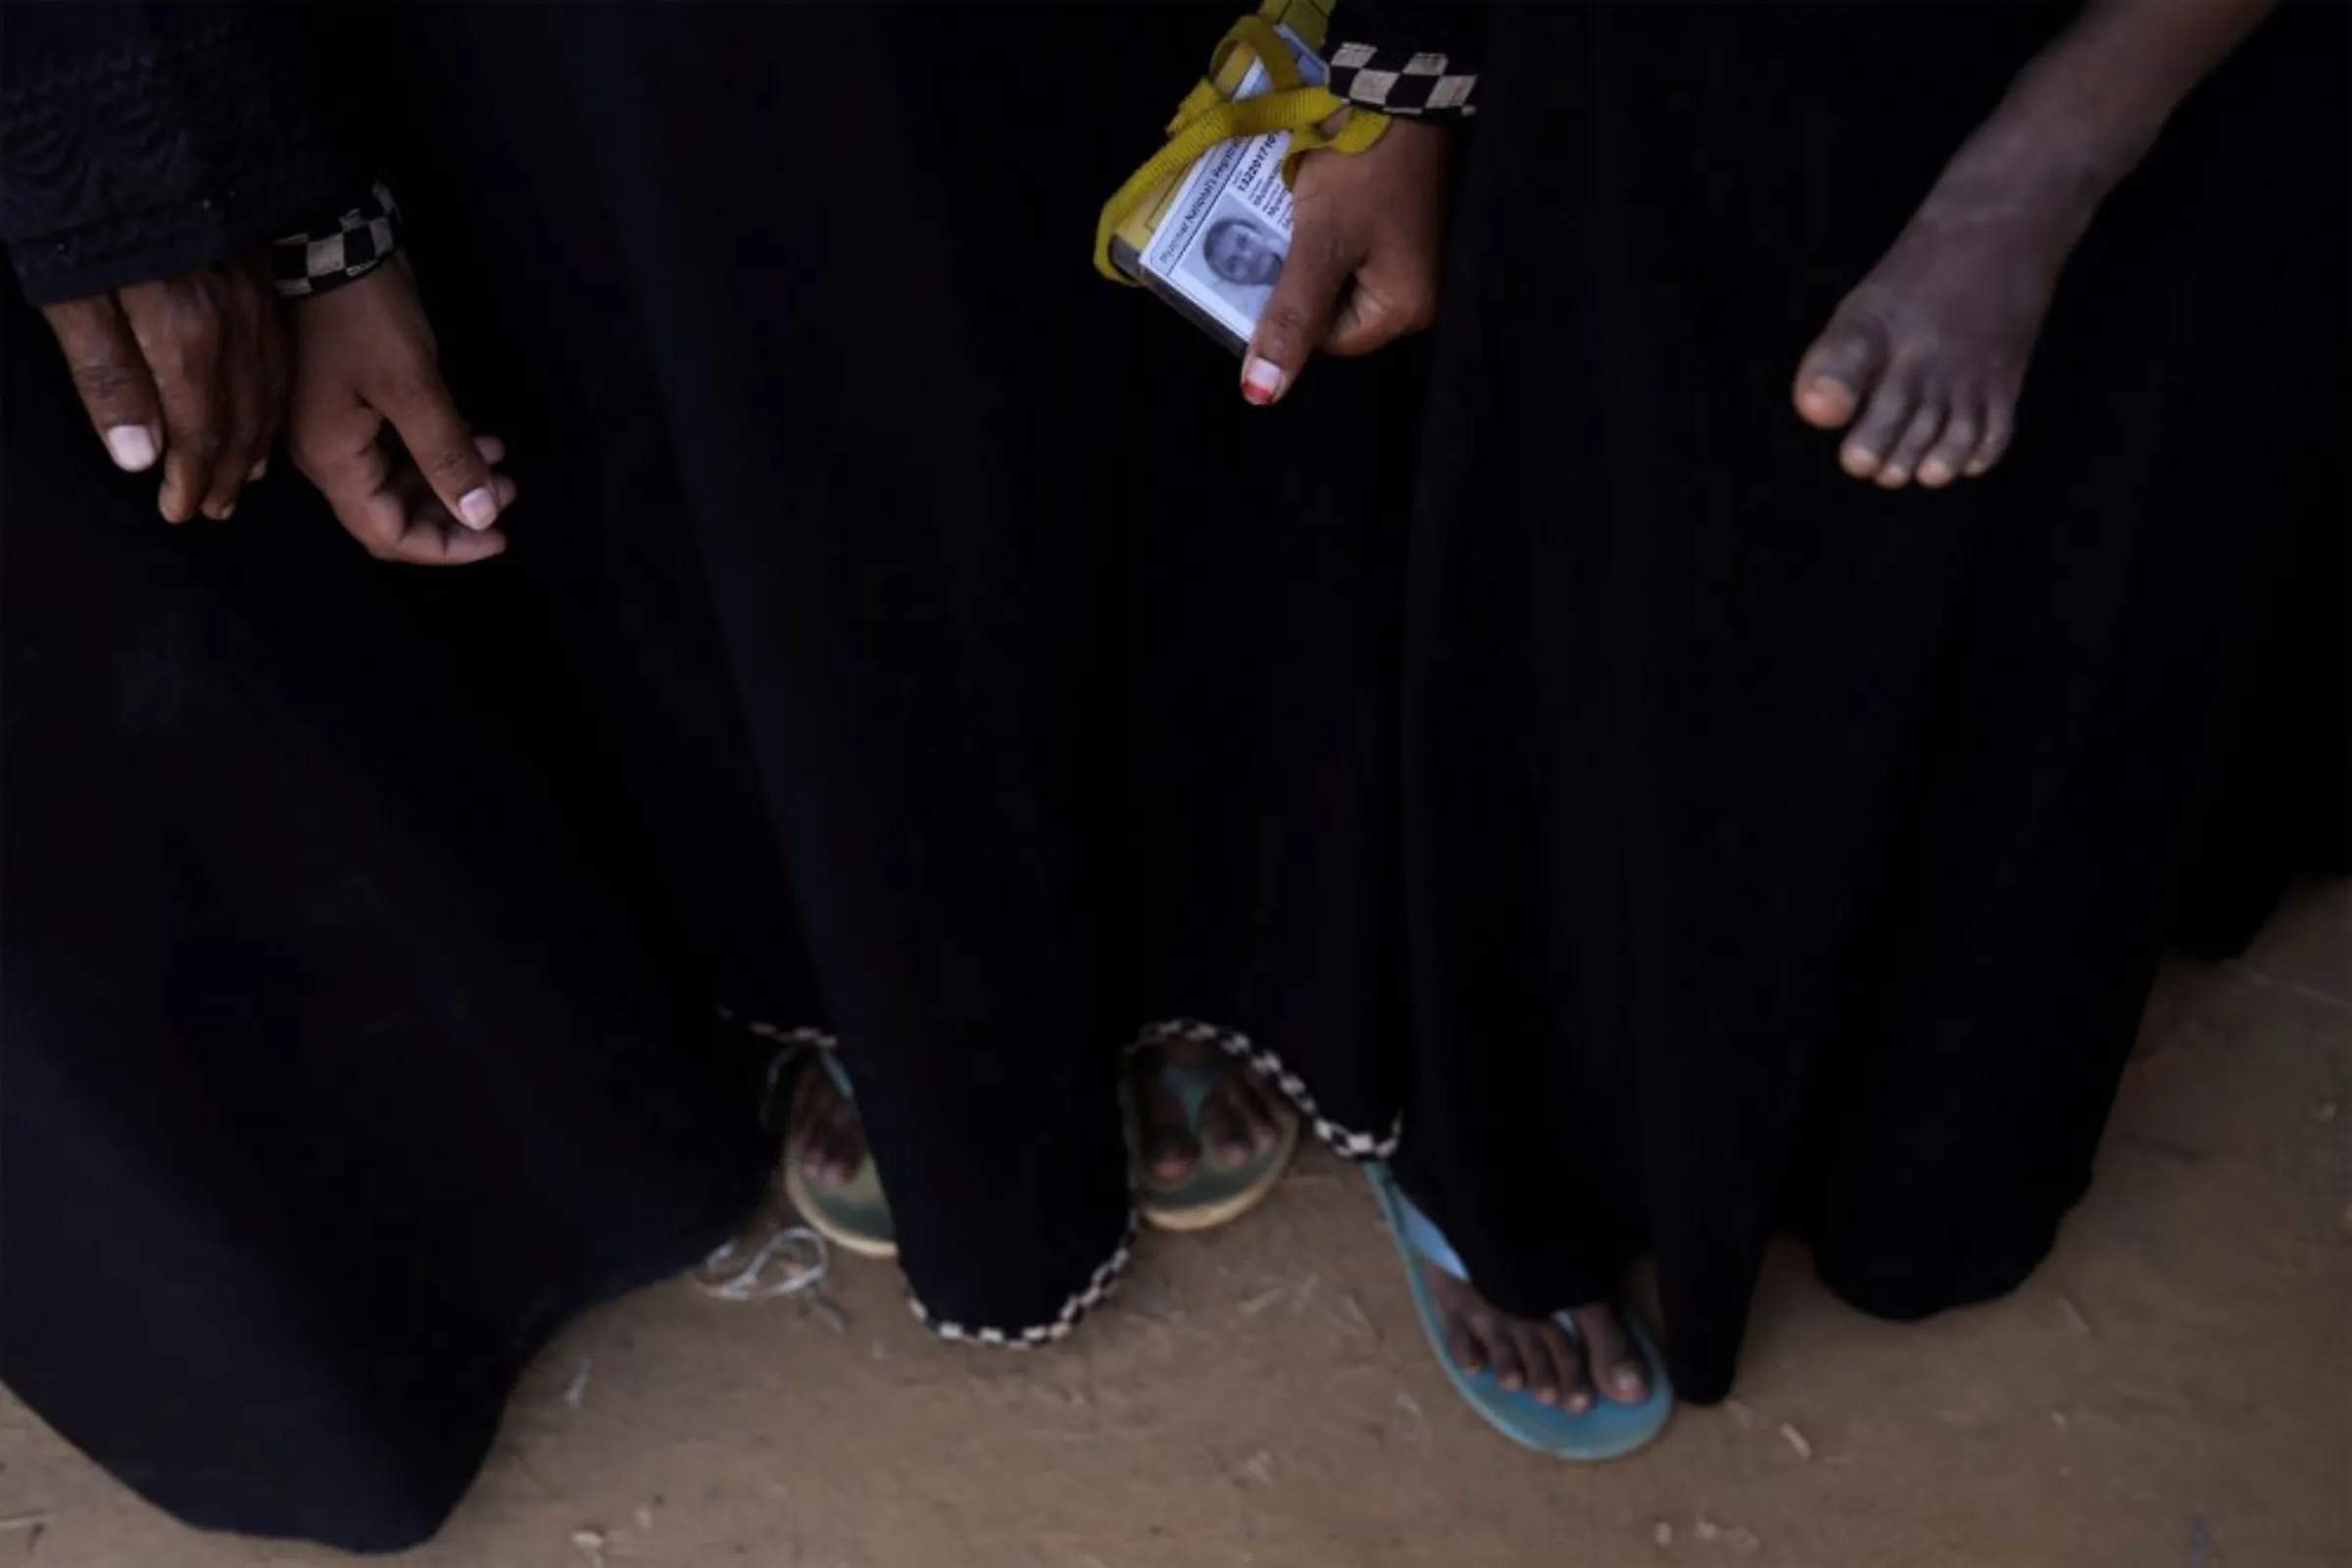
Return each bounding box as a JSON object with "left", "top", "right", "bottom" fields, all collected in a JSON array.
[
  {"left": 1327, "top": 41, "right": 1480, "bottom": 120},
  {"left": 271, "top": 181, "right": 403, "bottom": 299}
]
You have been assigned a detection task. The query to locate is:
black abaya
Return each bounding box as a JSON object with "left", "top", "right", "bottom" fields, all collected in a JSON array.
[
  {"left": 7, "top": 2, "right": 1418, "bottom": 1545},
  {"left": 0, "top": 7, "right": 774, "bottom": 1549},
  {"left": 0, "top": 293, "right": 773, "bottom": 1546},
  {"left": 1381, "top": 3, "right": 2349, "bottom": 1402},
  {"left": 363, "top": 0, "right": 1421, "bottom": 1339}
]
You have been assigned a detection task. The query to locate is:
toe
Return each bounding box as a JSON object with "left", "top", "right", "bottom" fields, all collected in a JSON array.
[
  {"left": 1793, "top": 310, "right": 1889, "bottom": 430},
  {"left": 1918, "top": 402, "right": 1981, "bottom": 488},
  {"left": 790, "top": 1074, "right": 832, "bottom": 1176},
  {"left": 1571, "top": 1302, "right": 1648, "bottom": 1405},
  {"left": 1840, "top": 368, "right": 1920, "bottom": 481},
  {"left": 1529, "top": 1319, "right": 1580, "bottom": 1409},
  {"left": 812, "top": 1102, "right": 866, "bottom": 1186},
  {"left": 1483, "top": 1318, "right": 1529, "bottom": 1394},
  {"left": 1197, "top": 1093, "right": 1255, "bottom": 1170},
  {"left": 1226, "top": 1069, "right": 1287, "bottom": 1153},
  {"left": 786, "top": 1064, "right": 827, "bottom": 1142},
  {"left": 1132, "top": 1053, "right": 1202, "bottom": 1181},
  {"left": 1444, "top": 1309, "right": 1488, "bottom": 1378},
  {"left": 1966, "top": 396, "right": 2017, "bottom": 477},
  {"left": 1877, "top": 401, "right": 1946, "bottom": 489}
]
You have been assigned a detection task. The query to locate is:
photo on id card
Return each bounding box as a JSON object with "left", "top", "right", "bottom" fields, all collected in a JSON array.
[{"left": 1114, "top": 19, "right": 1329, "bottom": 355}]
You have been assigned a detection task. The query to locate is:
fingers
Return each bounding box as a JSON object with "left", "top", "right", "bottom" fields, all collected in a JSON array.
[
  {"left": 1242, "top": 220, "right": 1359, "bottom": 407},
  {"left": 379, "top": 463, "right": 513, "bottom": 565},
  {"left": 41, "top": 295, "right": 164, "bottom": 473},
  {"left": 1319, "top": 270, "right": 1437, "bottom": 361},
  {"left": 294, "top": 385, "right": 508, "bottom": 566},
  {"left": 369, "top": 354, "right": 505, "bottom": 531},
  {"left": 198, "top": 253, "right": 288, "bottom": 517},
  {"left": 117, "top": 277, "right": 240, "bottom": 523}
]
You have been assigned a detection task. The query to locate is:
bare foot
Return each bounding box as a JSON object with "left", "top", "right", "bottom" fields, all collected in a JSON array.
[
  {"left": 788, "top": 1063, "right": 869, "bottom": 1190},
  {"left": 1129, "top": 1036, "right": 1288, "bottom": 1182},
  {"left": 1793, "top": 174, "right": 2094, "bottom": 489},
  {"left": 1423, "top": 1262, "right": 1650, "bottom": 1411}
]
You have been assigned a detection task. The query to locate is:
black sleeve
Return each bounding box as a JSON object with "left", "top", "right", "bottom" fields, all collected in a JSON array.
[
  {"left": 0, "top": 2, "right": 368, "bottom": 304},
  {"left": 1328, "top": 1, "right": 1486, "bottom": 119}
]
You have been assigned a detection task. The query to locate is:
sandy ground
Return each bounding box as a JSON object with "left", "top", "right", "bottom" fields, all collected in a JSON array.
[{"left": 4, "top": 882, "right": 2347, "bottom": 1568}]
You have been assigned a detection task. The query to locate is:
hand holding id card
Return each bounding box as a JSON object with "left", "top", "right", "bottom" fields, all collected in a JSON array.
[{"left": 1096, "top": 0, "right": 1388, "bottom": 357}]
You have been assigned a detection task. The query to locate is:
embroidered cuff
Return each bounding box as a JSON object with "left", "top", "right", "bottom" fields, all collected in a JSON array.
[
  {"left": 272, "top": 181, "right": 403, "bottom": 299},
  {"left": 1327, "top": 41, "right": 1480, "bottom": 120}
]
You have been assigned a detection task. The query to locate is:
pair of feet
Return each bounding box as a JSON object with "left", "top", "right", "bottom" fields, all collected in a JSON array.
[
  {"left": 791, "top": 1040, "right": 1646, "bottom": 1414},
  {"left": 785, "top": 1034, "right": 1292, "bottom": 1194}
]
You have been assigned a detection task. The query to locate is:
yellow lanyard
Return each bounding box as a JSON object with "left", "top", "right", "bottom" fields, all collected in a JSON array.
[{"left": 1094, "top": 11, "right": 1391, "bottom": 286}]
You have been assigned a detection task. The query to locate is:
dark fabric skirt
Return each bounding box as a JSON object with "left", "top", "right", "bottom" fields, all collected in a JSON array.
[
  {"left": 1388, "top": 3, "right": 2348, "bottom": 1402},
  {"left": 0, "top": 286, "right": 773, "bottom": 1549},
  {"left": 363, "top": 2, "right": 1421, "bottom": 1338},
  {"left": 5, "top": 6, "right": 1421, "bottom": 1546}
]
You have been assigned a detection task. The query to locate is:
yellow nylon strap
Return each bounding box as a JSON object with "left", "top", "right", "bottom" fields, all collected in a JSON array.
[{"left": 1094, "top": 16, "right": 1390, "bottom": 285}]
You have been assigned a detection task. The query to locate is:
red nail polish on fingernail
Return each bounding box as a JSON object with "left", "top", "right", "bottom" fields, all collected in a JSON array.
[{"left": 1241, "top": 356, "right": 1285, "bottom": 406}]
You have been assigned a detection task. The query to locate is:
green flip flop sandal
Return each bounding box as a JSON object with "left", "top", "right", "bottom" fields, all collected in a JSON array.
[
  {"left": 1125, "top": 1044, "right": 1300, "bottom": 1233},
  {"left": 778, "top": 1049, "right": 897, "bottom": 1260}
]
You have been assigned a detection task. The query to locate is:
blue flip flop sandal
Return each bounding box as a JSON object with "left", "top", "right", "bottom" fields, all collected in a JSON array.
[
  {"left": 1365, "top": 1163, "right": 1674, "bottom": 1459},
  {"left": 1126, "top": 1047, "right": 1299, "bottom": 1233},
  {"left": 779, "top": 1051, "right": 897, "bottom": 1260}
]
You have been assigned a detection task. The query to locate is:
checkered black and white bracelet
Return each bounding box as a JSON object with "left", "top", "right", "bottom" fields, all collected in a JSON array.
[
  {"left": 1328, "top": 41, "right": 1480, "bottom": 120},
  {"left": 271, "top": 180, "right": 404, "bottom": 299}
]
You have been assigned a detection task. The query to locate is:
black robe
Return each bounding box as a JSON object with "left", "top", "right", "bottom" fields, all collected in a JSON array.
[
  {"left": 1370, "top": 1, "right": 2348, "bottom": 1402},
  {"left": 4, "top": 2, "right": 1419, "bottom": 1545}
]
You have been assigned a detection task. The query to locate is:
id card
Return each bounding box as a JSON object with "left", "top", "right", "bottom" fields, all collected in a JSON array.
[{"left": 1107, "top": 10, "right": 1333, "bottom": 355}]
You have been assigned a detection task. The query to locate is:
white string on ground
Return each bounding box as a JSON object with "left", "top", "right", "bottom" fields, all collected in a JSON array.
[{"left": 692, "top": 1220, "right": 828, "bottom": 1303}]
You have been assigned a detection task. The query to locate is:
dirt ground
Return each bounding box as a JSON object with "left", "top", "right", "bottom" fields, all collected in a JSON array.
[{"left": 5, "top": 882, "right": 2347, "bottom": 1568}]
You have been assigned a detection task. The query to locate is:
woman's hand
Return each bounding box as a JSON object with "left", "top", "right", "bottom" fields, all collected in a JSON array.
[
  {"left": 287, "top": 258, "right": 514, "bottom": 565},
  {"left": 1240, "top": 118, "right": 1452, "bottom": 407},
  {"left": 38, "top": 249, "right": 287, "bottom": 522}
]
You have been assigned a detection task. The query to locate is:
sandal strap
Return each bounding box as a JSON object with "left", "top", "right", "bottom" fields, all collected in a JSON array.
[{"left": 1389, "top": 1181, "right": 1475, "bottom": 1286}]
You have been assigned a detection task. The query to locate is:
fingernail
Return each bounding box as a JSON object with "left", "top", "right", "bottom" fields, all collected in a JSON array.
[
  {"left": 1241, "top": 357, "right": 1285, "bottom": 406},
  {"left": 458, "top": 487, "right": 500, "bottom": 529},
  {"left": 248, "top": 458, "right": 269, "bottom": 483},
  {"left": 1617, "top": 1368, "right": 1644, "bottom": 1395},
  {"left": 106, "top": 425, "right": 159, "bottom": 472}
]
